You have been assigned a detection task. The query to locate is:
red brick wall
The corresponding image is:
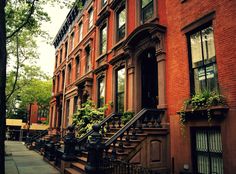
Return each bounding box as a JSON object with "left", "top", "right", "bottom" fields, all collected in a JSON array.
[{"left": 166, "top": 0, "right": 236, "bottom": 173}]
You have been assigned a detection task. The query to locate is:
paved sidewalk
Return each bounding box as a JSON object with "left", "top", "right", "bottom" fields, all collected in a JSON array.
[{"left": 5, "top": 141, "right": 60, "bottom": 174}]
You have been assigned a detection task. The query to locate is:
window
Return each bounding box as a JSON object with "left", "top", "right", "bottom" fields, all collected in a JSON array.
[
  {"left": 97, "top": 77, "right": 105, "bottom": 108},
  {"left": 191, "top": 127, "right": 223, "bottom": 174},
  {"left": 57, "top": 75, "right": 60, "bottom": 92},
  {"left": 188, "top": 25, "right": 218, "bottom": 93},
  {"left": 75, "top": 56, "right": 80, "bottom": 79},
  {"left": 65, "top": 41, "right": 68, "bottom": 59},
  {"left": 73, "top": 96, "right": 78, "bottom": 113},
  {"left": 100, "top": 24, "right": 107, "bottom": 55},
  {"left": 70, "top": 32, "right": 74, "bottom": 50},
  {"left": 59, "top": 48, "right": 63, "bottom": 63},
  {"left": 85, "top": 46, "right": 91, "bottom": 73},
  {"left": 79, "top": 22, "right": 83, "bottom": 42},
  {"left": 101, "top": 0, "right": 107, "bottom": 8},
  {"left": 117, "top": 4, "right": 126, "bottom": 42},
  {"left": 61, "top": 70, "right": 65, "bottom": 90},
  {"left": 55, "top": 55, "right": 58, "bottom": 68},
  {"left": 66, "top": 99, "right": 70, "bottom": 126},
  {"left": 88, "top": 8, "right": 94, "bottom": 29},
  {"left": 141, "top": 0, "right": 154, "bottom": 23},
  {"left": 67, "top": 64, "right": 72, "bottom": 84},
  {"left": 116, "top": 68, "right": 125, "bottom": 113},
  {"left": 53, "top": 79, "right": 55, "bottom": 93}
]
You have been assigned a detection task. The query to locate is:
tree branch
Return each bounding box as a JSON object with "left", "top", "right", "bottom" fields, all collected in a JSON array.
[
  {"left": 6, "top": 0, "right": 36, "bottom": 40},
  {"left": 6, "top": 36, "right": 20, "bottom": 102}
]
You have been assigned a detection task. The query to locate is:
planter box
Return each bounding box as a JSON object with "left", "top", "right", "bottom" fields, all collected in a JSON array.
[{"left": 177, "top": 105, "right": 229, "bottom": 121}]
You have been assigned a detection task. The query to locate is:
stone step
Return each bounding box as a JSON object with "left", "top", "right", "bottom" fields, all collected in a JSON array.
[
  {"left": 71, "top": 162, "right": 85, "bottom": 173},
  {"left": 64, "top": 167, "right": 82, "bottom": 174}
]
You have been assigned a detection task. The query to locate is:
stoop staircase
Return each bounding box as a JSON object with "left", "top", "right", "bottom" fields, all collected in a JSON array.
[{"left": 64, "top": 108, "right": 169, "bottom": 174}]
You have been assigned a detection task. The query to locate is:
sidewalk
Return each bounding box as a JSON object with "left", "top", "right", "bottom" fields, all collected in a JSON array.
[{"left": 5, "top": 141, "right": 60, "bottom": 174}]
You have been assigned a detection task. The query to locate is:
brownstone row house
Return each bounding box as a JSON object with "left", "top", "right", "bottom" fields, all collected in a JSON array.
[{"left": 49, "top": 0, "right": 236, "bottom": 173}]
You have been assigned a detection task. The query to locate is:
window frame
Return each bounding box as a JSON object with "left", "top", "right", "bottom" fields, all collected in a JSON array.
[
  {"left": 85, "top": 45, "right": 91, "bottom": 73},
  {"left": 78, "top": 22, "right": 83, "bottom": 43},
  {"left": 97, "top": 75, "right": 105, "bottom": 108},
  {"left": 116, "top": 3, "right": 126, "bottom": 42},
  {"left": 99, "top": 24, "right": 107, "bottom": 55},
  {"left": 141, "top": 0, "right": 154, "bottom": 23},
  {"left": 187, "top": 23, "right": 218, "bottom": 94},
  {"left": 75, "top": 56, "right": 80, "bottom": 79},
  {"left": 88, "top": 8, "right": 94, "bottom": 30},
  {"left": 115, "top": 66, "right": 126, "bottom": 113},
  {"left": 191, "top": 127, "right": 223, "bottom": 174},
  {"left": 67, "top": 64, "right": 72, "bottom": 84}
]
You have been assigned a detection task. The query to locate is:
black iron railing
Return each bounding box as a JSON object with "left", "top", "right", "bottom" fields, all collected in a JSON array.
[
  {"left": 104, "top": 108, "right": 164, "bottom": 159},
  {"left": 75, "top": 113, "right": 122, "bottom": 153}
]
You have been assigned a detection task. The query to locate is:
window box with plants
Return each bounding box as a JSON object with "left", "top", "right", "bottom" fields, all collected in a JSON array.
[{"left": 177, "top": 91, "right": 229, "bottom": 124}]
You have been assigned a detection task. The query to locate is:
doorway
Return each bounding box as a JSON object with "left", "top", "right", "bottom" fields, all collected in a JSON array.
[{"left": 140, "top": 48, "right": 158, "bottom": 108}]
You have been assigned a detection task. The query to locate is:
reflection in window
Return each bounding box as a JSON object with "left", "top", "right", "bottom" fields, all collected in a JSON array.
[
  {"left": 79, "top": 22, "right": 83, "bottom": 42},
  {"left": 101, "top": 0, "right": 107, "bottom": 7},
  {"left": 117, "top": 5, "right": 126, "bottom": 42},
  {"left": 88, "top": 8, "right": 94, "bottom": 29},
  {"left": 100, "top": 25, "right": 107, "bottom": 55},
  {"left": 141, "top": 0, "right": 154, "bottom": 23},
  {"left": 116, "top": 68, "right": 125, "bottom": 113},
  {"left": 85, "top": 46, "right": 91, "bottom": 73},
  {"left": 75, "top": 56, "right": 80, "bottom": 79},
  {"left": 98, "top": 77, "right": 105, "bottom": 108},
  {"left": 189, "top": 26, "right": 218, "bottom": 93}
]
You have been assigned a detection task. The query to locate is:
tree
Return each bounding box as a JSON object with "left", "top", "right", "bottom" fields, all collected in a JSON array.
[{"left": 0, "top": 1, "right": 79, "bottom": 173}]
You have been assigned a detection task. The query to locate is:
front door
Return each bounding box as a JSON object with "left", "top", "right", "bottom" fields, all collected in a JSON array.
[{"left": 141, "top": 49, "right": 158, "bottom": 108}]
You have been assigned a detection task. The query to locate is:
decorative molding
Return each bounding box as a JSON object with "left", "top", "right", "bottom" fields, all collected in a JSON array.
[
  {"left": 181, "top": 11, "right": 216, "bottom": 33},
  {"left": 93, "top": 63, "right": 109, "bottom": 75},
  {"left": 95, "top": 10, "right": 110, "bottom": 26}
]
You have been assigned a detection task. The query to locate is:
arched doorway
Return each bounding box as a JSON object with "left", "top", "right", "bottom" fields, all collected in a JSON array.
[{"left": 140, "top": 48, "right": 158, "bottom": 108}]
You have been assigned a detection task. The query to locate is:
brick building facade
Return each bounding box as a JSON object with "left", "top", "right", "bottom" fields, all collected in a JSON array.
[{"left": 49, "top": 0, "right": 236, "bottom": 173}]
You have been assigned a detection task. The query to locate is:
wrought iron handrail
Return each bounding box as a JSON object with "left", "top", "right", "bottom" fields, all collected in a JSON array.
[
  {"left": 28, "top": 129, "right": 49, "bottom": 143},
  {"left": 76, "top": 112, "right": 122, "bottom": 145},
  {"left": 105, "top": 108, "right": 164, "bottom": 147}
]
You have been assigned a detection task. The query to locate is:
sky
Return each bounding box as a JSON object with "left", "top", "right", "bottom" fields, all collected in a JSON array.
[{"left": 36, "top": 4, "right": 70, "bottom": 76}]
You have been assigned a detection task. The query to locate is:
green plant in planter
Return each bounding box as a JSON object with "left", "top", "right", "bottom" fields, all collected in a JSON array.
[
  {"left": 179, "top": 90, "right": 227, "bottom": 132},
  {"left": 72, "top": 100, "right": 108, "bottom": 138},
  {"left": 122, "top": 111, "right": 134, "bottom": 124}
]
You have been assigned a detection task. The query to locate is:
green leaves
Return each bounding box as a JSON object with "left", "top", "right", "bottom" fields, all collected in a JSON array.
[{"left": 73, "top": 100, "right": 108, "bottom": 138}]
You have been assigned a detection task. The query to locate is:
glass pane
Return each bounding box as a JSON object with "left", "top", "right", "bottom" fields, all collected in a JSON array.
[
  {"left": 118, "top": 8, "right": 126, "bottom": 28},
  {"left": 194, "top": 68, "right": 206, "bottom": 93},
  {"left": 98, "top": 78, "right": 105, "bottom": 107},
  {"left": 206, "top": 64, "right": 218, "bottom": 91},
  {"left": 190, "top": 31, "right": 203, "bottom": 68},
  {"left": 197, "top": 153, "right": 210, "bottom": 174},
  {"left": 117, "top": 68, "right": 125, "bottom": 113},
  {"left": 202, "top": 26, "right": 215, "bottom": 62},
  {"left": 79, "top": 23, "right": 83, "bottom": 42},
  {"left": 142, "top": 0, "right": 152, "bottom": 8},
  {"left": 196, "top": 129, "right": 208, "bottom": 152},
  {"left": 211, "top": 155, "right": 224, "bottom": 174},
  {"left": 89, "top": 9, "right": 93, "bottom": 28},
  {"left": 101, "top": 26, "right": 107, "bottom": 54}
]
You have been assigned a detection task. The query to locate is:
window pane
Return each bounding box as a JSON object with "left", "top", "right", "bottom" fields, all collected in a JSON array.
[
  {"left": 118, "top": 9, "right": 126, "bottom": 28},
  {"left": 101, "top": 26, "right": 107, "bottom": 54},
  {"left": 190, "top": 31, "right": 203, "bottom": 68},
  {"left": 117, "top": 68, "right": 125, "bottom": 113},
  {"left": 98, "top": 78, "right": 105, "bottom": 107},
  {"left": 202, "top": 27, "right": 215, "bottom": 62},
  {"left": 79, "top": 23, "right": 83, "bottom": 42},
  {"left": 141, "top": 0, "right": 153, "bottom": 23},
  {"left": 142, "top": 0, "right": 152, "bottom": 8},
  {"left": 89, "top": 9, "right": 93, "bottom": 29},
  {"left": 194, "top": 68, "right": 206, "bottom": 93}
]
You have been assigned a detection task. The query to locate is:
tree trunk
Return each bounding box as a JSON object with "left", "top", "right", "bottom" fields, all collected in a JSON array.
[{"left": 0, "top": 0, "right": 7, "bottom": 173}]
